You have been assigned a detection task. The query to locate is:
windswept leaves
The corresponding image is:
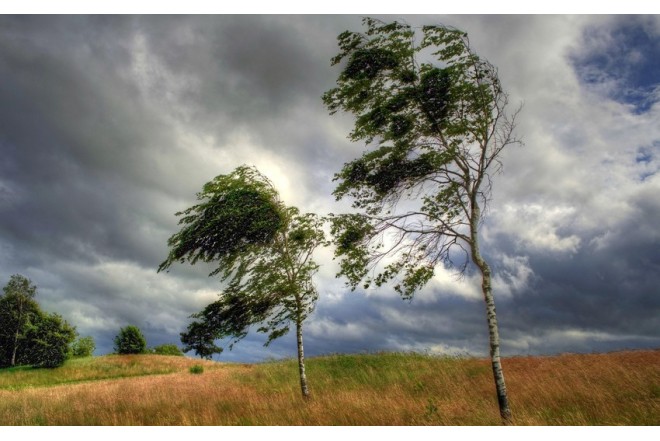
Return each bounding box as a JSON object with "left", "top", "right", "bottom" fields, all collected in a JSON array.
[
  {"left": 341, "top": 48, "right": 399, "bottom": 81},
  {"left": 158, "top": 166, "right": 284, "bottom": 274},
  {"left": 161, "top": 166, "right": 326, "bottom": 362},
  {"left": 329, "top": 214, "right": 374, "bottom": 289},
  {"left": 334, "top": 146, "right": 454, "bottom": 213},
  {"left": 324, "top": 18, "right": 519, "bottom": 301}
]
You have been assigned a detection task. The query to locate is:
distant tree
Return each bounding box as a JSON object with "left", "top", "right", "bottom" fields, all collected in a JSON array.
[
  {"left": 21, "top": 311, "right": 77, "bottom": 368},
  {"left": 159, "top": 165, "right": 326, "bottom": 399},
  {"left": 150, "top": 344, "right": 184, "bottom": 356},
  {"left": 0, "top": 275, "right": 76, "bottom": 369},
  {"left": 179, "top": 320, "right": 223, "bottom": 360},
  {"left": 323, "top": 18, "right": 522, "bottom": 423},
  {"left": 71, "top": 336, "right": 96, "bottom": 357},
  {"left": 0, "top": 275, "right": 40, "bottom": 367},
  {"left": 114, "top": 325, "right": 147, "bottom": 355}
]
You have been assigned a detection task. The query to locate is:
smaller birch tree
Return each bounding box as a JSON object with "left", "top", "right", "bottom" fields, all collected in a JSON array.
[{"left": 159, "top": 166, "right": 326, "bottom": 399}]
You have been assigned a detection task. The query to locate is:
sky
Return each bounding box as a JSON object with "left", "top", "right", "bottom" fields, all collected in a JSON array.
[{"left": 1, "top": 14, "right": 659, "bottom": 362}]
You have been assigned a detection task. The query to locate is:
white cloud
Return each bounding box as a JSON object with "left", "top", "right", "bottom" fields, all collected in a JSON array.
[
  {"left": 487, "top": 204, "right": 582, "bottom": 254},
  {"left": 505, "top": 328, "right": 660, "bottom": 355},
  {"left": 492, "top": 254, "right": 535, "bottom": 299},
  {"left": 422, "top": 265, "right": 483, "bottom": 302},
  {"left": 307, "top": 317, "right": 371, "bottom": 342}
]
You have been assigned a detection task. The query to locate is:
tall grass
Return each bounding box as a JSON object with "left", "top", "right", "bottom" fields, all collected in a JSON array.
[{"left": 0, "top": 350, "right": 657, "bottom": 425}]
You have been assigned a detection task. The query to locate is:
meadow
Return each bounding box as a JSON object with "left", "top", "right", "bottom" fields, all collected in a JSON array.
[{"left": 0, "top": 350, "right": 658, "bottom": 425}]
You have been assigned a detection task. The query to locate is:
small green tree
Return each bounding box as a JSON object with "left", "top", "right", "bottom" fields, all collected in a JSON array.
[
  {"left": 179, "top": 321, "right": 222, "bottom": 360},
  {"left": 323, "top": 18, "right": 521, "bottom": 423},
  {"left": 22, "top": 312, "right": 77, "bottom": 368},
  {"left": 150, "top": 344, "right": 184, "bottom": 356},
  {"left": 71, "top": 336, "right": 96, "bottom": 357},
  {"left": 159, "top": 165, "right": 326, "bottom": 399},
  {"left": 114, "top": 325, "right": 146, "bottom": 354}
]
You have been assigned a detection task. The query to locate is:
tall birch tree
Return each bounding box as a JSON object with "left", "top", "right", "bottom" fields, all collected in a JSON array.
[
  {"left": 0, "top": 274, "right": 39, "bottom": 367},
  {"left": 159, "top": 166, "right": 325, "bottom": 399},
  {"left": 323, "top": 18, "right": 521, "bottom": 423}
]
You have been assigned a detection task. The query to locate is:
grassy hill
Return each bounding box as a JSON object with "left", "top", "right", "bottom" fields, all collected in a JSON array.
[{"left": 0, "top": 350, "right": 658, "bottom": 425}]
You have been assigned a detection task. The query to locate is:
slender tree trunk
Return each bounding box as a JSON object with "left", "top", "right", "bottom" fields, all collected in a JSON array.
[
  {"left": 295, "top": 317, "right": 310, "bottom": 400},
  {"left": 470, "top": 202, "right": 512, "bottom": 425},
  {"left": 11, "top": 329, "right": 19, "bottom": 367},
  {"left": 472, "top": 250, "right": 512, "bottom": 424}
]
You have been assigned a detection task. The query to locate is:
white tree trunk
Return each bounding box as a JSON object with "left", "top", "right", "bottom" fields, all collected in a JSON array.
[
  {"left": 473, "top": 251, "right": 512, "bottom": 424},
  {"left": 296, "top": 318, "right": 310, "bottom": 399},
  {"left": 470, "top": 202, "right": 512, "bottom": 424},
  {"left": 11, "top": 329, "right": 19, "bottom": 367}
]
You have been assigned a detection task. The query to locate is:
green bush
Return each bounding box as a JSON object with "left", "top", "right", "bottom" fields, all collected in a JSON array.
[
  {"left": 113, "top": 326, "right": 146, "bottom": 354},
  {"left": 26, "top": 312, "right": 77, "bottom": 368},
  {"left": 71, "top": 336, "right": 95, "bottom": 357},
  {"left": 189, "top": 364, "right": 204, "bottom": 374},
  {"left": 150, "top": 344, "right": 183, "bottom": 356}
]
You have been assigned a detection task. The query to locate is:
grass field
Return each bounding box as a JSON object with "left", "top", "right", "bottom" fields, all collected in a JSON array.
[{"left": 0, "top": 350, "right": 658, "bottom": 425}]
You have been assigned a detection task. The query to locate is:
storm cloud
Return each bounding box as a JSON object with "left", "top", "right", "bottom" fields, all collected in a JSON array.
[{"left": 1, "top": 15, "right": 658, "bottom": 361}]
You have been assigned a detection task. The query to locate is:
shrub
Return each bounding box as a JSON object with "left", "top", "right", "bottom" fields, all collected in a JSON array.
[
  {"left": 189, "top": 364, "right": 204, "bottom": 374},
  {"left": 113, "top": 325, "right": 146, "bottom": 354},
  {"left": 150, "top": 344, "right": 184, "bottom": 356},
  {"left": 24, "top": 312, "right": 77, "bottom": 368},
  {"left": 71, "top": 336, "right": 96, "bottom": 357}
]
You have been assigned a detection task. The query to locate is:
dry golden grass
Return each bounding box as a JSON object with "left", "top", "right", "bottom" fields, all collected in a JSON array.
[
  {"left": 0, "top": 350, "right": 658, "bottom": 425},
  {"left": 504, "top": 350, "right": 660, "bottom": 425}
]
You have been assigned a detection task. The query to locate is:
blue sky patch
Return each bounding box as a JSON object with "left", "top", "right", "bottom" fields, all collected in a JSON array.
[{"left": 571, "top": 17, "right": 660, "bottom": 113}]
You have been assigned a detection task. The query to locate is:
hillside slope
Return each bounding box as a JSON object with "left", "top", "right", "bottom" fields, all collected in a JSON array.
[{"left": 0, "top": 350, "right": 658, "bottom": 425}]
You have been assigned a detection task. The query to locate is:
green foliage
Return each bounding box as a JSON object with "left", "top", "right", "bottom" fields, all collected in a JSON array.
[
  {"left": 0, "top": 275, "right": 39, "bottom": 367},
  {"left": 189, "top": 364, "right": 204, "bottom": 374},
  {"left": 0, "top": 275, "right": 76, "bottom": 369},
  {"left": 161, "top": 166, "right": 327, "bottom": 361},
  {"left": 323, "top": 18, "right": 520, "bottom": 298},
  {"left": 179, "top": 320, "right": 223, "bottom": 360},
  {"left": 150, "top": 344, "right": 184, "bottom": 357},
  {"left": 158, "top": 166, "right": 285, "bottom": 276},
  {"left": 72, "top": 336, "right": 96, "bottom": 358},
  {"left": 21, "top": 311, "right": 77, "bottom": 368},
  {"left": 114, "top": 326, "right": 147, "bottom": 355}
]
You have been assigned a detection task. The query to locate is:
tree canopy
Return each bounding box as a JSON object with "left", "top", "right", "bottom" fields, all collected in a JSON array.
[
  {"left": 1, "top": 274, "right": 76, "bottom": 369},
  {"left": 323, "top": 18, "right": 520, "bottom": 423},
  {"left": 114, "top": 325, "right": 147, "bottom": 355},
  {"left": 160, "top": 165, "right": 326, "bottom": 398},
  {"left": 150, "top": 344, "right": 184, "bottom": 357},
  {"left": 158, "top": 166, "right": 285, "bottom": 276},
  {"left": 71, "top": 336, "right": 96, "bottom": 357}
]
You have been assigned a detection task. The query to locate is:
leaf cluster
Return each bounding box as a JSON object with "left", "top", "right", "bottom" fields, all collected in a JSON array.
[
  {"left": 71, "top": 336, "right": 96, "bottom": 357},
  {"left": 25, "top": 312, "right": 76, "bottom": 368},
  {"left": 149, "top": 343, "right": 183, "bottom": 357},
  {"left": 158, "top": 166, "right": 285, "bottom": 276},
  {"left": 114, "top": 325, "right": 147, "bottom": 355}
]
